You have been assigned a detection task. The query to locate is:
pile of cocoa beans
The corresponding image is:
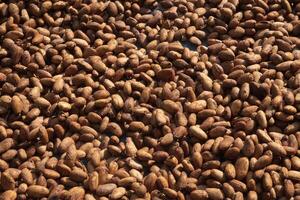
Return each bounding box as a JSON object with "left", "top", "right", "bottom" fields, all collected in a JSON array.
[{"left": 0, "top": 0, "right": 300, "bottom": 199}]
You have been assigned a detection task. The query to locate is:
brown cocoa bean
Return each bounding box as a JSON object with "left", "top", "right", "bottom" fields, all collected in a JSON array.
[{"left": 27, "top": 185, "right": 49, "bottom": 198}]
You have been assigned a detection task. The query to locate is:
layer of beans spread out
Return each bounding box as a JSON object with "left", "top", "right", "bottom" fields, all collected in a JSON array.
[{"left": 0, "top": 0, "right": 300, "bottom": 200}]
